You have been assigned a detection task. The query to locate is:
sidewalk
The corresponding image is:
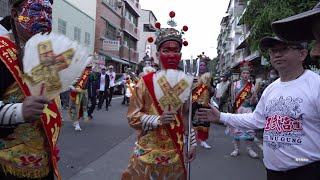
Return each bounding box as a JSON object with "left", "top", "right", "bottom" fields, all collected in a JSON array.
[
  {"left": 68, "top": 133, "right": 136, "bottom": 180},
  {"left": 68, "top": 124, "right": 266, "bottom": 180}
]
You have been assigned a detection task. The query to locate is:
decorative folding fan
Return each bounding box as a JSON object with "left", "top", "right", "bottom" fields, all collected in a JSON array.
[
  {"left": 23, "top": 33, "right": 92, "bottom": 100},
  {"left": 153, "top": 69, "right": 194, "bottom": 112}
]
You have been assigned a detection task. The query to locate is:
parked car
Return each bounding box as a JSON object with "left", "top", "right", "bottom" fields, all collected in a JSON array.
[{"left": 114, "top": 73, "right": 124, "bottom": 95}]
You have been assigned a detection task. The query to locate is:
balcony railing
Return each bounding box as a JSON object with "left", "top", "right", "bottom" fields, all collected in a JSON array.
[
  {"left": 120, "top": 45, "right": 138, "bottom": 62},
  {"left": 121, "top": 17, "right": 139, "bottom": 39}
]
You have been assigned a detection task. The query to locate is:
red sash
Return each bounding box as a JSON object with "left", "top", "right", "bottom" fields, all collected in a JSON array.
[
  {"left": 192, "top": 82, "right": 207, "bottom": 103},
  {"left": 234, "top": 81, "right": 253, "bottom": 112},
  {"left": 70, "top": 69, "right": 90, "bottom": 99},
  {"left": 0, "top": 37, "right": 62, "bottom": 180},
  {"left": 142, "top": 72, "right": 187, "bottom": 178}
]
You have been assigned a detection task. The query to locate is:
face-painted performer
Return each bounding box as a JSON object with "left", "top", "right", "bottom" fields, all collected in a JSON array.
[
  {"left": 121, "top": 11, "right": 197, "bottom": 180},
  {"left": 225, "top": 60, "right": 259, "bottom": 159},
  {"left": 191, "top": 53, "right": 214, "bottom": 149},
  {"left": 0, "top": 0, "right": 63, "bottom": 179}
]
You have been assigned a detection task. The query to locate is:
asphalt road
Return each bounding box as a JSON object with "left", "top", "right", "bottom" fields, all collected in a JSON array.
[
  {"left": 58, "top": 96, "right": 134, "bottom": 179},
  {"left": 58, "top": 96, "right": 266, "bottom": 180}
]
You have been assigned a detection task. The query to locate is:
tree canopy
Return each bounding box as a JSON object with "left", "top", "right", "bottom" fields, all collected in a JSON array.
[{"left": 243, "top": 0, "right": 318, "bottom": 52}]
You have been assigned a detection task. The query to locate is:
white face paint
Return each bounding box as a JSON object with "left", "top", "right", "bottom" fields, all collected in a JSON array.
[{"left": 145, "top": 61, "right": 151, "bottom": 67}]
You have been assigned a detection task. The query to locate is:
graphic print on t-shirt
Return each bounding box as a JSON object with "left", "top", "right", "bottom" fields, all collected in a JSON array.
[{"left": 264, "top": 96, "right": 304, "bottom": 150}]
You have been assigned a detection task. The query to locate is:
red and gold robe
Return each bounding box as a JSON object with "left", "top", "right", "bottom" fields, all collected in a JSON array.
[{"left": 121, "top": 70, "right": 193, "bottom": 180}]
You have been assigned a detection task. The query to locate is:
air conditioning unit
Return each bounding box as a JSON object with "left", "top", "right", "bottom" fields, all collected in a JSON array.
[{"left": 116, "top": 0, "right": 123, "bottom": 8}]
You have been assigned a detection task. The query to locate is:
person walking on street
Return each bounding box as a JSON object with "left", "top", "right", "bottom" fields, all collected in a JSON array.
[
  {"left": 97, "top": 66, "right": 110, "bottom": 111},
  {"left": 121, "top": 67, "right": 131, "bottom": 105},
  {"left": 191, "top": 53, "right": 214, "bottom": 149},
  {"left": 197, "top": 36, "right": 320, "bottom": 180},
  {"left": 87, "top": 65, "right": 98, "bottom": 119},
  {"left": 106, "top": 65, "right": 116, "bottom": 106},
  {"left": 226, "top": 60, "right": 259, "bottom": 158},
  {"left": 68, "top": 65, "right": 92, "bottom": 131}
]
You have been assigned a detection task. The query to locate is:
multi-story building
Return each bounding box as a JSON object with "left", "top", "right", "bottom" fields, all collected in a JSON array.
[
  {"left": 95, "top": 0, "right": 140, "bottom": 73},
  {"left": 0, "top": 0, "right": 9, "bottom": 18},
  {"left": 52, "top": 0, "right": 96, "bottom": 54},
  {"left": 137, "top": 9, "right": 157, "bottom": 64},
  {"left": 217, "top": 0, "right": 267, "bottom": 77},
  {"left": 0, "top": 0, "right": 10, "bottom": 34}
]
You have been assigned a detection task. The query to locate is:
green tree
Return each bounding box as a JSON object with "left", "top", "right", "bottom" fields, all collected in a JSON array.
[{"left": 243, "top": 0, "right": 318, "bottom": 53}]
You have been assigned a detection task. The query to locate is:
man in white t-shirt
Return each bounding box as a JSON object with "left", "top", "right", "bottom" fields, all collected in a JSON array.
[
  {"left": 197, "top": 37, "right": 320, "bottom": 180},
  {"left": 106, "top": 65, "right": 116, "bottom": 106},
  {"left": 97, "top": 66, "right": 110, "bottom": 111}
]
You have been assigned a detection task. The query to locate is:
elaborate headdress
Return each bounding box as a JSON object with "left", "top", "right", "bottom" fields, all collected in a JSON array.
[
  {"left": 239, "top": 60, "right": 253, "bottom": 72},
  {"left": 147, "top": 11, "right": 189, "bottom": 50},
  {"left": 196, "top": 52, "right": 211, "bottom": 64},
  {"left": 9, "top": 0, "right": 53, "bottom": 6},
  {"left": 142, "top": 54, "right": 152, "bottom": 62}
]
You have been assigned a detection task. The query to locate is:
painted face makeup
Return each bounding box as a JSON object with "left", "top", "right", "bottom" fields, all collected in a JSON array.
[
  {"left": 199, "top": 61, "right": 207, "bottom": 74},
  {"left": 144, "top": 61, "right": 151, "bottom": 67},
  {"left": 158, "top": 41, "right": 182, "bottom": 69},
  {"left": 18, "top": 0, "right": 52, "bottom": 34}
]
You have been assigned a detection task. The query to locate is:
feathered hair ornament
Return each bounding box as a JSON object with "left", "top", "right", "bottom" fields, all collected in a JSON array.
[{"left": 147, "top": 11, "right": 189, "bottom": 50}]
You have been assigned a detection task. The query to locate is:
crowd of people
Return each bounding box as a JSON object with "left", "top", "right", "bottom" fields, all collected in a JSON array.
[{"left": 0, "top": 1, "right": 319, "bottom": 180}]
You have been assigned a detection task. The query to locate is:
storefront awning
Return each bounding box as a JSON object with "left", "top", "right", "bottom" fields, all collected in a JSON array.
[{"left": 99, "top": 50, "right": 130, "bottom": 65}]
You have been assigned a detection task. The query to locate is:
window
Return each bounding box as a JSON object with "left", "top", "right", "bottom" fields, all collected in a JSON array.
[
  {"left": 85, "top": 32, "right": 90, "bottom": 46},
  {"left": 123, "top": 33, "right": 136, "bottom": 50},
  {"left": 125, "top": 9, "right": 138, "bottom": 27},
  {"left": 105, "top": 21, "right": 117, "bottom": 40},
  {"left": 58, "top": 19, "right": 67, "bottom": 35},
  {"left": 102, "top": 0, "right": 119, "bottom": 11},
  {"left": 74, "top": 27, "right": 81, "bottom": 42}
]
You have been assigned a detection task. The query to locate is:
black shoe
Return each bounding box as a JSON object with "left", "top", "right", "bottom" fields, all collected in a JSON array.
[
  {"left": 121, "top": 102, "right": 125, "bottom": 105},
  {"left": 105, "top": 107, "right": 109, "bottom": 111},
  {"left": 89, "top": 114, "right": 93, "bottom": 119},
  {"left": 97, "top": 108, "right": 101, "bottom": 110}
]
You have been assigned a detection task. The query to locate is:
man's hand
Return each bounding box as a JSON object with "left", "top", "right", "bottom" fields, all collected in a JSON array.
[
  {"left": 196, "top": 104, "right": 221, "bottom": 123},
  {"left": 22, "top": 96, "right": 51, "bottom": 122},
  {"left": 185, "top": 146, "right": 196, "bottom": 162},
  {"left": 159, "top": 111, "right": 175, "bottom": 125}
]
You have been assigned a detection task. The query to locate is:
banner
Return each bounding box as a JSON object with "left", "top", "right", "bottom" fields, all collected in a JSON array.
[{"left": 102, "top": 39, "right": 120, "bottom": 51}]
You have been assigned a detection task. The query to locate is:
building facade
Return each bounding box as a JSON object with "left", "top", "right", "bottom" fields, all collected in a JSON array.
[
  {"left": 95, "top": 0, "right": 141, "bottom": 73},
  {"left": 52, "top": 0, "right": 95, "bottom": 54},
  {"left": 137, "top": 9, "right": 157, "bottom": 64},
  {"left": 0, "top": 0, "right": 9, "bottom": 18},
  {"left": 216, "top": 0, "right": 267, "bottom": 78}
]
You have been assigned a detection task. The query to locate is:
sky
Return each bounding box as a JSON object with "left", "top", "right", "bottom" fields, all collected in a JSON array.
[{"left": 140, "top": 0, "right": 230, "bottom": 59}]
